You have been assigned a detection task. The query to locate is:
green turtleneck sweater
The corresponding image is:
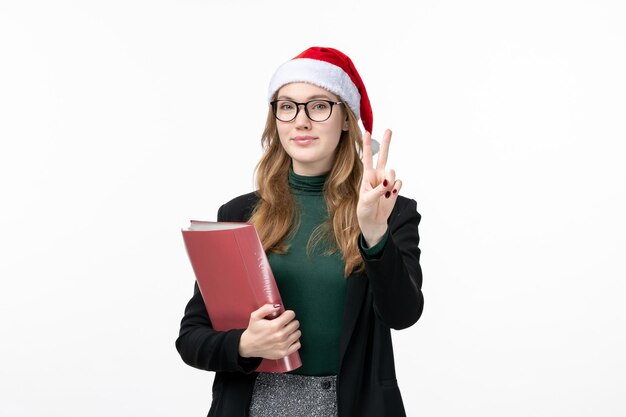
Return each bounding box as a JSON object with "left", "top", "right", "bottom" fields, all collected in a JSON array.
[{"left": 267, "top": 170, "right": 387, "bottom": 376}]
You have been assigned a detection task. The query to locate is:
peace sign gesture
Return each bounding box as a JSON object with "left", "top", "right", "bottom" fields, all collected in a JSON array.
[{"left": 357, "top": 129, "right": 403, "bottom": 248}]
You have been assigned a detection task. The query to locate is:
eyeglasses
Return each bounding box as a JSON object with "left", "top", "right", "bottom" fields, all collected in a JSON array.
[{"left": 270, "top": 99, "right": 343, "bottom": 123}]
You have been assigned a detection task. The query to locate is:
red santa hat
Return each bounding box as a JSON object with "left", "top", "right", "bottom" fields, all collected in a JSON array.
[{"left": 268, "top": 46, "right": 374, "bottom": 135}]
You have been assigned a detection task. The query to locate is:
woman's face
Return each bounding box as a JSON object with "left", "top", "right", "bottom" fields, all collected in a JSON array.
[{"left": 275, "top": 82, "right": 348, "bottom": 176}]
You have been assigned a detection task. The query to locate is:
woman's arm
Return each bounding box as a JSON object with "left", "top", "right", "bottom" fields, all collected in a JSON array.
[
  {"left": 356, "top": 130, "right": 424, "bottom": 330},
  {"left": 175, "top": 282, "right": 263, "bottom": 373},
  {"left": 360, "top": 197, "right": 423, "bottom": 330}
]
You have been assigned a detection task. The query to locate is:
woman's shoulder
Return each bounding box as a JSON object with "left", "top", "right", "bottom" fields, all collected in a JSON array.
[{"left": 217, "top": 191, "right": 260, "bottom": 222}]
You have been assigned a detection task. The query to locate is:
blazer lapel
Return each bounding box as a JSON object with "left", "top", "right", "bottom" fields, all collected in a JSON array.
[{"left": 338, "top": 272, "right": 368, "bottom": 364}]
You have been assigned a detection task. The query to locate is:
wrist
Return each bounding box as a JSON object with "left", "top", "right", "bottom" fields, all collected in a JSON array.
[
  {"left": 361, "top": 225, "right": 388, "bottom": 248},
  {"left": 238, "top": 330, "right": 251, "bottom": 358}
]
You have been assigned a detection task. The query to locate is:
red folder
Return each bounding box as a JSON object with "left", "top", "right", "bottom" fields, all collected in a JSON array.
[{"left": 182, "top": 220, "right": 302, "bottom": 373}]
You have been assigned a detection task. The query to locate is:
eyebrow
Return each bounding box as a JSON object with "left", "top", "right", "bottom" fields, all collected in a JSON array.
[{"left": 276, "top": 94, "right": 335, "bottom": 101}]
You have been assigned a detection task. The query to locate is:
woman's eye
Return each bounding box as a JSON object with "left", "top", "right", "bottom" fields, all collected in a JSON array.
[
  {"left": 279, "top": 102, "right": 294, "bottom": 110},
  {"left": 311, "top": 102, "right": 329, "bottom": 110}
]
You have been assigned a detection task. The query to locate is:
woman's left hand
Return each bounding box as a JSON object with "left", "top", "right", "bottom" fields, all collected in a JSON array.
[{"left": 357, "top": 129, "right": 402, "bottom": 247}]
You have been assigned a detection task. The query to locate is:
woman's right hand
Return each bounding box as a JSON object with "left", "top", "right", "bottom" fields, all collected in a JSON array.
[{"left": 238, "top": 304, "right": 301, "bottom": 360}]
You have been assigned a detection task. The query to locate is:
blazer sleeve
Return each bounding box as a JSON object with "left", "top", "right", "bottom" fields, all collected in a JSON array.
[
  {"left": 358, "top": 197, "right": 424, "bottom": 330},
  {"left": 175, "top": 204, "right": 263, "bottom": 373}
]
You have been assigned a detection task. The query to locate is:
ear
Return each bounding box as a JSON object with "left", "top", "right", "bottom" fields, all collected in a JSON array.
[{"left": 342, "top": 116, "right": 349, "bottom": 131}]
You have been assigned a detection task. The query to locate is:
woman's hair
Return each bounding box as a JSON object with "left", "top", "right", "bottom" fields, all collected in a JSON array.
[{"left": 249, "top": 100, "right": 365, "bottom": 277}]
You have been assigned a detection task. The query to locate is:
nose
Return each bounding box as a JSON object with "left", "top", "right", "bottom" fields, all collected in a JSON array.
[{"left": 294, "top": 104, "right": 311, "bottom": 130}]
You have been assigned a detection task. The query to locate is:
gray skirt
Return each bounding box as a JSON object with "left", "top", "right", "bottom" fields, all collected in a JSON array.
[{"left": 248, "top": 372, "right": 338, "bottom": 417}]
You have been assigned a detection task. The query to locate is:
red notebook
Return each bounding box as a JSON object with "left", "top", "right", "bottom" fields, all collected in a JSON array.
[{"left": 182, "top": 220, "right": 302, "bottom": 373}]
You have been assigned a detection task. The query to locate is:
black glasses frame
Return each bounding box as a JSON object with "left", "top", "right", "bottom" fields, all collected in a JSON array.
[{"left": 270, "top": 99, "right": 343, "bottom": 122}]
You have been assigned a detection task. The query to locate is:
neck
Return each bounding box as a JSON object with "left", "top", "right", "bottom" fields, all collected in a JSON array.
[{"left": 291, "top": 161, "right": 332, "bottom": 176}]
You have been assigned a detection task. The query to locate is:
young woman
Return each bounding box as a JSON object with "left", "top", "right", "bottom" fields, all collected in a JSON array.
[{"left": 176, "top": 46, "right": 424, "bottom": 417}]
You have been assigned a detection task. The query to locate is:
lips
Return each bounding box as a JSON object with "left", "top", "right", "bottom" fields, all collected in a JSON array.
[{"left": 292, "top": 136, "right": 317, "bottom": 145}]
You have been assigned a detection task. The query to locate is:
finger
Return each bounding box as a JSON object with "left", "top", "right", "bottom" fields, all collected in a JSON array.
[
  {"left": 371, "top": 169, "right": 395, "bottom": 196},
  {"left": 286, "top": 340, "right": 302, "bottom": 356},
  {"left": 286, "top": 329, "right": 302, "bottom": 345},
  {"left": 383, "top": 179, "right": 403, "bottom": 205},
  {"left": 383, "top": 176, "right": 400, "bottom": 200},
  {"left": 379, "top": 180, "right": 403, "bottom": 208},
  {"left": 371, "top": 178, "right": 392, "bottom": 200},
  {"left": 362, "top": 131, "right": 373, "bottom": 170},
  {"left": 276, "top": 323, "right": 300, "bottom": 343},
  {"left": 283, "top": 319, "right": 300, "bottom": 334},
  {"left": 391, "top": 179, "right": 402, "bottom": 197},
  {"left": 375, "top": 129, "right": 392, "bottom": 170},
  {"left": 382, "top": 169, "right": 396, "bottom": 191},
  {"left": 252, "top": 303, "right": 282, "bottom": 320},
  {"left": 273, "top": 309, "right": 296, "bottom": 327}
]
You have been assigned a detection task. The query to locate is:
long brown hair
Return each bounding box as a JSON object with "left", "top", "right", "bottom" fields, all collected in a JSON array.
[{"left": 249, "top": 102, "right": 365, "bottom": 277}]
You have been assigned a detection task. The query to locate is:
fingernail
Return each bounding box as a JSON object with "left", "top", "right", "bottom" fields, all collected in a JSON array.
[
  {"left": 392, "top": 189, "right": 397, "bottom": 194},
  {"left": 385, "top": 191, "right": 391, "bottom": 199},
  {"left": 383, "top": 179, "right": 388, "bottom": 187},
  {"left": 273, "top": 304, "right": 281, "bottom": 308}
]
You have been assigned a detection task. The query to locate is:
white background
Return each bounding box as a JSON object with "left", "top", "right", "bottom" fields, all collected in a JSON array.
[{"left": 1, "top": 1, "right": 625, "bottom": 416}]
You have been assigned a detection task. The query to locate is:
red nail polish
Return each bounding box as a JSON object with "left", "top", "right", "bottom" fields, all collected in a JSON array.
[
  {"left": 385, "top": 191, "right": 391, "bottom": 199},
  {"left": 392, "top": 189, "right": 397, "bottom": 194},
  {"left": 383, "top": 179, "right": 388, "bottom": 187}
]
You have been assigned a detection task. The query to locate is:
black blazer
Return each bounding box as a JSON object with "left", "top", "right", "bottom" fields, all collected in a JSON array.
[{"left": 176, "top": 192, "right": 424, "bottom": 417}]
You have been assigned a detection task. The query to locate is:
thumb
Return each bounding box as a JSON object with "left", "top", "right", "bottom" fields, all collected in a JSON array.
[
  {"left": 251, "top": 303, "right": 282, "bottom": 320},
  {"left": 361, "top": 181, "right": 388, "bottom": 206}
]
